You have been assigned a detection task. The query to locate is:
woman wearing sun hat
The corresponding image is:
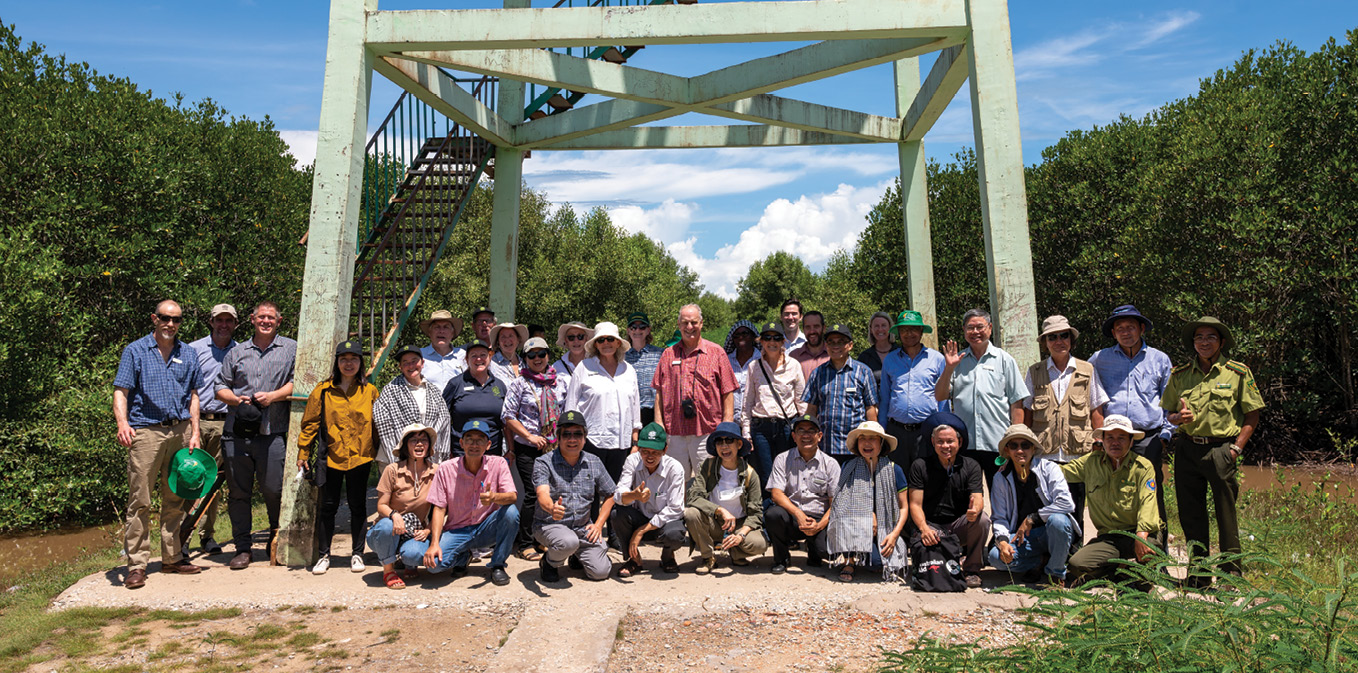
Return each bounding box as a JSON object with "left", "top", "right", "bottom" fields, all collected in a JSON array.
[
  {"left": 552, "top": 321, "right": 595, "bottom": 387},
  {"left": 826, "top": 420, "right": 909, "bottom": 583},
  {"left": 366, "top": 423, "right": 438, "bottom": 589},
  {"left": 683, "top": 422, "right": 767, "bottom": 574},
  {"left": 297, "top": 340, "right": 380, "bottom": 576},
  {"left": 488, "top": 323, "right": 529, "bottom": 384},
  {"left": 564, "top": 321, "right": 642, "bottom": 483}
]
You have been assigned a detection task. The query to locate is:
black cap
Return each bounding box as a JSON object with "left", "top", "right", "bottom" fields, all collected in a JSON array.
[
  {"left": 791, "top": 413, "right": 821, "bottom": 430},
  {"left": 392, "top": 344, "right": 422, "bottom": 361},
  {"left": 334, "top": 340, "right": 363, "bottom": 357},
  {"left": 465, "top": 340, "right": 492, "bottom": 353},
  {"left": 825, "top": 323, "right": 853, "bottom": 340},
  {"left": 471, "top": 307, "right": 495, "bottom": 320},
  {"left": 758, "top": 322, "right": 785, "bottom": 338},
  {"left": 557, "top": 410, "right": 587, "bottom": 430}
]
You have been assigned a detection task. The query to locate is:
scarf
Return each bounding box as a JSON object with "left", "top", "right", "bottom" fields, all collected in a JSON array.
[
  {"left": 523, "top": 368, "right": 561, "bottom": 444},
  {"left": 827, "top": 456, "right": 908, "bottom": 581}
]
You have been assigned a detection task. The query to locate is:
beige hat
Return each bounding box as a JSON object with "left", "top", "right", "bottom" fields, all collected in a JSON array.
[
  {"left": 584, "top": 322, "right": 625, "bottom": 356},
  {"left": 398, "top": 422, "right": 438, "bottom": 450},
  {"left": 1093, "top": 414, "right": 1145, "bottom": 440},
  {"left": 209, "top": 304, "right": 238, "bottom": 320},
  {"left": 1037, "top": 315, "right": 1080, "bottom": 342},
  {"left": 846, "top": 420, "right": 897, "bottom": 456},
  {"left": 487, "top": 322, "right": 529, "bottom": 350},
  {"left": 420, "top": 309, "right": 464, "bottom": 337},
  {"left": 523, "top": 336, "right": 550, "bottom": 352},
  {"left": 997, "top": 424, "right": 1042, "bottom": 457},
  {"left": 556, "top": 321, "right": 595, "bottom": 349}
]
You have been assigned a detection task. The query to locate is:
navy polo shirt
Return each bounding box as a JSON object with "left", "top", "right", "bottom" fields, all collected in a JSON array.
[{"left": 442, "top": 370, "right": 509, "bottom": 455}]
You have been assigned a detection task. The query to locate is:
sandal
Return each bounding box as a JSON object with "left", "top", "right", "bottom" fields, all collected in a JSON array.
[
  {"left": 383, "top": 571, "right": 406, "bottom": 590},
  {"left": 402, "top": 567, "right": 419, "bottom": 580},
  {"left": 515, "top": 547, "right": 543, "bottom": 562},
  {"left": 618, "top": 560, "right": 645, "bottom": 578},
  {"left": 660, "top": 553, "right": 679, "bottom": 574},
  {"left": 838, "top": 565, "right": 855, "bottom": 583}
]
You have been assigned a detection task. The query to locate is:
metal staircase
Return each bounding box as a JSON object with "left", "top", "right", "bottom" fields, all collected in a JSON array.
[{"left": 351, "top": 74, "right": 496, "bottom": 378}]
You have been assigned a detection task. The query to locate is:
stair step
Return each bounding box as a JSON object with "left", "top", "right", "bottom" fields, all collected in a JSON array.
[
  {"left": 601, "top": 47, "right": 627, "bottom": 64},
  {"left": 547, "top": 93, "right": 574, "bottom": 111},
  {"left": 364, "top": 241, "right": 441, "bottom": 249},
  {"left": 528, "top": 110, "right": 548, "bottom": 121}
]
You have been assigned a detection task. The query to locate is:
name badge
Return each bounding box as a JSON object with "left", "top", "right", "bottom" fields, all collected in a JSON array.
[
  {"left": 171, "top": 358, "right": 183, "bottom": 364},
  {"left": 464, "top": 386, "right": 475, "bottom": 391},
  {"left": 672, "top": 360, "right": 681, "bottom": 366}
]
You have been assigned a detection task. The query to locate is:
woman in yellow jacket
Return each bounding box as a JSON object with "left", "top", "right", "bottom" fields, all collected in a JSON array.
[{"left": 298, "top": 340, "right": 380, "bottom": 574}]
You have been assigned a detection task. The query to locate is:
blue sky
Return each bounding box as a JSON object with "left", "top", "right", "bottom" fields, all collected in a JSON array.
[{"left": 5, "top": 1, "right": 1354, "bottom": 297}]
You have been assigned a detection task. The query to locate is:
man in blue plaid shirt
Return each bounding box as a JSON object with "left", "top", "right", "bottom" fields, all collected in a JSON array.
[{"left": 802, "top": 323, "right": 878, "bottom": 466}]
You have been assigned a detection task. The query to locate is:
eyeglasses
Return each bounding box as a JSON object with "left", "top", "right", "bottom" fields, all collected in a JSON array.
[
  {"left": 964, "top": 324, "right": 989, "bottom": 333},
  {"left": 155, "top": 314, "right": 183, "bottom": 324},
  {"left": 525, "top": 350, "right": 549, "bottom": 359},
  {"left": 792, "top": 426, "right": 818, "bottom": 434},
  {"left": 825, "top": 339, "right": 851, "bottom": 348},
  {"left": 1045, "top": 332, "right": 1072, "bottom": 342},
  {"left": 559, "top": 430, "right": 586, "bottom": 439},
  {"left": 565, "top": 334, "right": 588, "bottom": 342},
  {"left": 760, "top": 334, "right": 784, "bottom": 342}
]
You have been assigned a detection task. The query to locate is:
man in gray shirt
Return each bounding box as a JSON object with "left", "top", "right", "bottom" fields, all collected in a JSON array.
[
  {"left": 765, "top": 413, "right": 840, "bottom": 574},
  {"left": 214, "top": 301, "right": 296, "bottom": 569},
  {"left": 186, "top": 303, "right": 238, "bottom": 555}
]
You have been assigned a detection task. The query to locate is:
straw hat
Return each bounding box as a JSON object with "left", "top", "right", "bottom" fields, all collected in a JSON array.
[
  {"left": 419, "top": 309, "right": 464, "bottom": 336},
  {"left": 487, "top": 322, "right": 529, "bottom": 349},
  {"left": 556, "top": 321, "right": 595, "bottom": 349}
]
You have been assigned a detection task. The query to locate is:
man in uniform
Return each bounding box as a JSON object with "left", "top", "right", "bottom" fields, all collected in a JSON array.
[
  {"left": 186, "top": 303, "right": 239, "bottom": 555},
  {"left": 1162, "top": 316, "right": 1263, "bottom": 588}
]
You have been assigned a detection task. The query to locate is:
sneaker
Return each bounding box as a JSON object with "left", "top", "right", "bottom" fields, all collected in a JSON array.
[
  {"left": 491, "top": 568, "right": 511, "bottom": 586},
  {"left": 965, "top": 573, "right": 983, "bottom": 589},
  {"left": 312, "top": 556, "right": 330, "bottom": 575},
  {"left": 201, "top": 537, "right": 223, "bottom": 555},
  {"left": 695, "top": 556, "right": 715, "bottom": 575},
  {"left": 350, "top": 555, "right": 365, "bottom": 573},
  {"left": 540, "top": 556, "right": 561, "bottom": 583}
]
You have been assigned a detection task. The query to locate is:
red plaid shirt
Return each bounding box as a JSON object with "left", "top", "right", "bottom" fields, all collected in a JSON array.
[{"left": 651, "top": 338, "right": 738, "bottom": 436}]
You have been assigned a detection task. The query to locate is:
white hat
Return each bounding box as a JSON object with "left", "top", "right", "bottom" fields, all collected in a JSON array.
[
  {"left": 846, "top": 420, "right": 897, "bottom": 455},
  {"left": 556, "top": 321, "right": 595, "bottom": 349},
  {"left": 584, "top": 322, "right": 625, "bottom": 356},
  {"left": 398, "top": 423, "right": 438, "bottom": 448},
  {"left": 1093, "top": 414, "right": 1145, "bottom": 440},
  {"left": 487, "top": 323, "right": 529, "bottom": 349}
]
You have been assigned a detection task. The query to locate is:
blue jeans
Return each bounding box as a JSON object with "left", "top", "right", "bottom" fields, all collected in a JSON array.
[
  {"left": 366, "top": 516, "right": 430, "bottom": 567},
  {"left": 749, "top": 418, "right": 791, "bottom": 494},
  {"left": 986, "top": 512, "right": 1075, "bottom": 578},
  {"left": 428, "top": 505, "right": 519, "bottom": 572}
]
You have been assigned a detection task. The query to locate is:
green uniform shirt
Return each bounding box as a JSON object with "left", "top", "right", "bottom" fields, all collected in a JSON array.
[
  {"left": 1061, "top": 453, "right": 1160, "bottom": 536},
  {"left": 1160, "top": 358, "right": 1265, "bottom": 438}
]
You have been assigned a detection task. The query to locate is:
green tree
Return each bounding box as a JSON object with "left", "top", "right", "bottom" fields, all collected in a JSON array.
[{"left": 732, "top": 251, "right": 819, "bottom": 324}]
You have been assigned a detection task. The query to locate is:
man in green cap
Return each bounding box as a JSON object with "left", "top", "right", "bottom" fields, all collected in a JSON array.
[
  {"left": 1161, "top": 316, "right": 1263, "bottom": 588},
  {"left": 610, "top": 422, "right": 686, "bottom": 576},
  {"left": 878, "top": 310, "right": 946, "bottom": 469}
]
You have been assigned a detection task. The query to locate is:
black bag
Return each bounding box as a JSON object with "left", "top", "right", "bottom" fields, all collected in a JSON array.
[
  {"left": 909, "top": 530, "right": 967, "bottom": 592},
  {"left": 305, "top": 391, "right": 329, "bottom": 488}
]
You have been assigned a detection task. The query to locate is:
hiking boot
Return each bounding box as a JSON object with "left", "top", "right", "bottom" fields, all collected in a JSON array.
[
  {"left": 125, "top": 568, "right": 147, "bottom": 589},
  {"left": 162, "top": 560, "right": 204, "bottom": 574},
  {"left": 695, "top": 556, "right": 716, "bottom": 575},
  {"left": 229, "top": 552, "right": 252, "bottom": 570},
  {"left": 539, "top": 556, "right": 561, "bottom": 583}
]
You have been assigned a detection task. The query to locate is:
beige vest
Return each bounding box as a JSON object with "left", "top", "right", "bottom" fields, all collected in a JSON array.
[{"left": 1029, "top": 358, "right": 1096, "bottom": 457}]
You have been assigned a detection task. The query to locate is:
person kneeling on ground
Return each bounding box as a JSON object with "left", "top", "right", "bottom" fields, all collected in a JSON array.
[
  {"left": 987, "top": 425, "right": 1079, "bottom": 587},
  {"left": 533, "top": 410, "right": 617, "bottom": 582},
  {"left": 907, "top": 412, "right": 991, "bottom": 588},
  {"left": 1061, "top": 414, "right": 1161, "bottom": 587},
  {"left": 421, "top": 420, "right": 519, "bottom": 587},
  {"left": 766, "top": 413, "right": 840, "bottom": 574},
  {"left": 611, "top": 422, "right": 686, "bottom": 577},
  {"left": 684, "top": 422, "right": 767, "bottom": 574},
  {"left": 826, "top": 420, "right": 908, "bottom": 583},
  {"left": 367, "top": 423, "right": 437, "bottom": 589}
]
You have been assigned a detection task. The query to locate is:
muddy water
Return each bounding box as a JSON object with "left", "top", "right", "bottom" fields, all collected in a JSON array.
[
  {"left": 0, "top": 524, "right": 119, "bottom": 587},
  {"left": 1239, "top": 465, "right": 1358, "bottom": 504}
]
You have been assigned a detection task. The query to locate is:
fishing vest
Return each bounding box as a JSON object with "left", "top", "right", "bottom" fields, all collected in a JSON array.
[{"left": 1028, "top": 358, "right": 1096, "bottom": 458}]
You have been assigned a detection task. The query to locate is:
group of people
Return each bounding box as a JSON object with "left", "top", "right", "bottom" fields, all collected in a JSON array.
[{"left": 115, "top": 298, "right": 1261, "bottom": 592}]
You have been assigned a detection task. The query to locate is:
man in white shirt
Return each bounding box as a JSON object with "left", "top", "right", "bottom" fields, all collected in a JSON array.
[
  {"left": 781, "top": 299, "right": 807, "bottom": 351},
  {"left": 610, "top": 423, "right": 687, "bottom": 576},
  {"left": 419, "top": 310, "right": 466, "bottom": 394}
]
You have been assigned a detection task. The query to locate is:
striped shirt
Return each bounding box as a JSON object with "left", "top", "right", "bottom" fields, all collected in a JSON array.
[
  {"left": 188, "top": 336, "right": 236, "bottom": 414},
  {"left": 802, "top": 358, "right": 879, "bottom": 456},
  {"left": 624, "top": 345, "right": 664, "bottom": 410},
  {"left": 651, "top": 339, "right": 738, "bottom": 437},
  {"left": 215, "top": 335, "right": 297, "bottom": 436},
  {"left": 114, "top": 334, "right": 204, "bottom": 428},
  {"left": 532, "top": 450, "right": 616, "bottom": 528}
]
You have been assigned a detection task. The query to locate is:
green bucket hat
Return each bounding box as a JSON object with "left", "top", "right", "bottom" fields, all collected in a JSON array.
[
  {"left": 167, "top": 447, "right": 217, "bottom": 500},
  {"left": 892, "top": 310, "right": 933, "bottom": 334},
  {"left": 1181, "top": 316, "right": 1233, "bottom": 353},
  {"left": 636, "top": 422, "right": 668, "bottom": 451}
]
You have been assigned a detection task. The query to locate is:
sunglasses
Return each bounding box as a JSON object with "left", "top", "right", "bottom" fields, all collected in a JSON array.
[
  {"left": 1008, "top": 441, "right": 1034, "bottom": 451},
  {"left": 559, "top": 430, "right": 586, "bottom": 439},
  {"left": 155, "top": 314, "right": 184, "bottom": 324},
  {"left": 565, "top": 334, "right": 588, "bottom": 342},
  {"left": 525, "top": 350, "right": 549, "bottom": 359},
  {"left": 594, "top": 337, "right": 618, "bottom": 344},
  {"left": 714, "top": 437, "right": 741, "bottom": 446},
  {"left": 1045, "top": 332, "right": 1073, "bottom": 342},
  {"left": 760, "top": 334, "right": 784, "bottom": 342},
  {"left": 628, "top": 324, "right": 649, "bottom": 330}
]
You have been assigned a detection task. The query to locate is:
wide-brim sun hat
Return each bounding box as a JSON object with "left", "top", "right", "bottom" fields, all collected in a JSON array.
[
  {"left": 921, "top": 411, "right": 969, "bottom": 453},
  {"left": 585, "top": 322, "right": 625, "bottom": 356},
  {"left": 419, "top": 309, "right": 464, "bottom": 337},
  {"left": 399, "top": 422, "right": 438, "bottom": 448},
  {"left": 1037, "top": 315, "right": 1080, "bottom": 342},
  {"left": 997, "top": 424, "right": 1042, "bottom": 457},
  {"left": 892, "top": 310, "right": 933, "bottom": 334},
  {"left": 1102, "top": 305, "right": 1152, "bottom": 338},
  {"left": 846, "top": 420, "right": 897, "bottom": 456},
  {"left": 1093, "top": 414, "right": 1145, "bottom": 441},
  {"left": 705, "top": 421, "right": 752, "bottom": 457},
  {"left": 556, "top": 321, "right": 595, "bottom": 349},
  {"left": 1181, "top": 316, "right": 1233, "bottom": 353},
  {"left": 488, "top": 322, "right": 529, "bottom": 349},
  {"left": 167, "top": 447, "right": 218, "bottom": 500}
]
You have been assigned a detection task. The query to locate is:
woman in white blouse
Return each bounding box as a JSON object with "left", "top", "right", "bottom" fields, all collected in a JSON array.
[
  {"left": 552, "top": 321, "right": 594, "bottom": 387},
  {"left": 741, "top": 322, "right": 807, "bottom": 496},
  {"left": 564, "top": 321, "right": 642, "bottom": 483}
]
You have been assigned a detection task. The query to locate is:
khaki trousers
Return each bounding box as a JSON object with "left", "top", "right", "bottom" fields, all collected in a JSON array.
[
  {"left": 124, "top": 421, "right": 192, "bottom": 570},
  {"left": 683, "top": 507, "right": 767, "bottom": 560}
]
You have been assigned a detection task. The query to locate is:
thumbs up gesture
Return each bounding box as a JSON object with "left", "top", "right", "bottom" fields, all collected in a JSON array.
[
  {"left": 550, "top": 496, "right": 566, "bottom": 520},
  {"left": 630, "top": 481, "right": 651, "bottom": 504},
  {"left": 479, "top": 481, "right": 494, "bottom": 506},
  {"left": 1176, "top": 398, "right": 1195, "bottom": 425}
]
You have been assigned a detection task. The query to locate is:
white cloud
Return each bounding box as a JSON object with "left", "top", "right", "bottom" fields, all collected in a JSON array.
[
  {"left": 1014, "top": 11, "right": 1202, "bottom": 81},
  {"left": 608, "top": 199, "right": 698, "bottom": 244},
  {"left": 666, "top": 181, "right": 892, "bottom": 299},
  {"left": 1132, "top": 10, "right": 1201, "bottom": 49},
  {"left": 278, "top": 130, "right": 317, "bottom": 168}
]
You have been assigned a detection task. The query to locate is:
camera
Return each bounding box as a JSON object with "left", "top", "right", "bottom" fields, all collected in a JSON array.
[{"left": 681, "top": 398, "right": 697, "bottom": 419}]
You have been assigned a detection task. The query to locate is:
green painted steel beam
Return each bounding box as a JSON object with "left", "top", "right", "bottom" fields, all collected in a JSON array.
[
  {"left": 537, "top": 124, "right": 880, "bottom": 150},
  {"left": 894, "top": 57, "right": 939, "bottom": 350},
  {"left": 966, "top": 0, "right": 1038, "bottom": 366},
  {"left": 516, "top": 98, "right": 679, "bottom": 148},
  {"left": 366, "top": 0, "right": 969, "bottom": 51},
  {"left": 709, "top": 94, "right": 900, "bottom": 143},
  {"left": 489, "top": 0, "right": 529, "bottom": 323},
  {"left": 375, "top": 57, "right": 515, "bottom": 146},
  {"left": 279, "top": 0, "right": 377, "bottom": 569},
  {"left": 903, "top": 44, "right": 969, "bottom": 141}
]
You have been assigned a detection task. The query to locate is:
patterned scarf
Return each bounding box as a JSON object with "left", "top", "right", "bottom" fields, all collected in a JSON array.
[
  {"left": 523, "top": 367, "right": 561, "bottom": 444},
  {"left": 827, "top": 456, "right": 909, "bottom": 581}
]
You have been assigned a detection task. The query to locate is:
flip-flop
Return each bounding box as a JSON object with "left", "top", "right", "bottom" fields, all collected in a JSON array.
[
  {"left": 838, "top": 565, "right": 855, "bottom": 583},
  {"left": 383, "top": 571, "right": 406, "bottom": 590}
]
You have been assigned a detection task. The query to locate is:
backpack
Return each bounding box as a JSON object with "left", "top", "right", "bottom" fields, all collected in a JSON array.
[{"left": 909, "top": 530, "right": 967, "bottom": 592}]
